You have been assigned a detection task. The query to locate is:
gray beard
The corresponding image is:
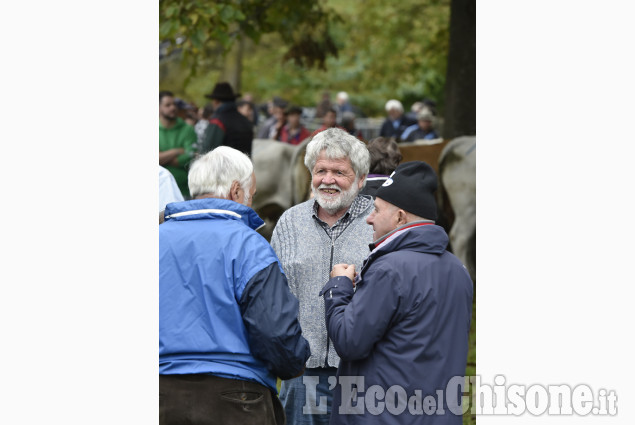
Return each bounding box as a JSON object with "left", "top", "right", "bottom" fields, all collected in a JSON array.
[{"left": 312, "top": 180, "right": 359, "bottom": 214}]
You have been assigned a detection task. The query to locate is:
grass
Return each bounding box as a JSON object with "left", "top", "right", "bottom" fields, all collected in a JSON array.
[{"left": 463, "top": 297, "right": 476, "bottom": 425}]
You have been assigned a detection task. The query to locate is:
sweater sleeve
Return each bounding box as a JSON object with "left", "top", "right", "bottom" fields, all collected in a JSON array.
[
  {"left": 270, "top": 213, "right": 297, "bottom": 294},
  {"left": 239, "top": 262, "right": 311, "bottom": 379},
  {"left": 320, "top": 262, "right": 400, "bottom": 361}
]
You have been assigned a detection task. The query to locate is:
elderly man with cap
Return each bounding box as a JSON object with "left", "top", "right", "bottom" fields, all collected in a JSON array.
[
  {"left": 320, "top": 161, "right": 474, "bottom": 425},
  {"left": 200, "top": 81, "right": 254, "bottom": 156}
]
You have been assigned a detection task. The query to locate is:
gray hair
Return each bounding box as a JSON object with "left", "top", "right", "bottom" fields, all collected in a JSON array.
[
  {"left": 304, "top": 127, "right": 370, "bottom": 180},
  {"left": 188, "top": 146, "right": 253, "bottom": 200},
  {"left": 385, "top": 99, "right": 404, "bottom": 113}
]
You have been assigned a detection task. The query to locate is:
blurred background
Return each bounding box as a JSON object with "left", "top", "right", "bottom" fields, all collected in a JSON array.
[{"left": 159, "top": 0, "right": 475, "bottom": 139}]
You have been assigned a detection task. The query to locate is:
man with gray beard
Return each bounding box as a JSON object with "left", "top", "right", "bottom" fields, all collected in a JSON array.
[{"left": 271, "top": 128, "right": 374, "bottom": 425}]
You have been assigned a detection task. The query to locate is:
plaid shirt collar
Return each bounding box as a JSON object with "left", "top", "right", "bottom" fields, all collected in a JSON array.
[{"left": 312, "top": 194, "right": 369, "bottom": 239}]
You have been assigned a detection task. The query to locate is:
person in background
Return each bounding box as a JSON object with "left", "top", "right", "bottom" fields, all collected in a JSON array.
[
  {"left": 321, "top": 161, "right": 473, "bottom": 425},
  {"left": 402, "top": 109, "right": 440, "bottom": 142},
  {"left": 315, "top": 91, "right": 332, "bottom": 119},
  {"left": 279, "top": 105, "right": 310, "bottom": 145},
  {"left": 241, "top": 92, "right": 260, "bottom": 125},
  {"left": 359, "top": 137, "right": 402, "bottom": 197},
  {"left": 271, "top": 128, "right": 374, "bottom": 425},
  {"left": 200, "top": 82, "right": 254, "bottom": 156},
  {"left": 378, "top": 99, "right": 416, "bottom": 142},
  {"left": 257, "top": 97, "right": 288, "bottom": 139},
  {"left": 193, "top": 103, "right": 215, "bottom": 153},
  {"left": 313, "top": 107, "right": 342, "bottom": 136},
  {"left": 405, "top": 100, "right": 424, "bottom": 123},
  {"left": 159, "top": 90, "right": 197, "bottom": 198},
  {"left": 237, "top": 99, "right": 256, "bottom": 129},
  {"left": 160, "top": 146, "right": 311, "bottom": 425},
  {"left": 159, "top": 165, "right": 184, "bottom": 224},
  {"left": 340, "top": 111, "right": 363, "bottom": 141}
]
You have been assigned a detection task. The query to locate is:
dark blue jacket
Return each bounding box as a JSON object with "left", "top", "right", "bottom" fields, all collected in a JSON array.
[
  {"left": 160, "top": 198, "right": 310, "bottom": 392},
  {"left": 379, "top": 115, "right": 417, "bottom": 141},
  {"left": 320, "top": 223, "right": 473, "bottom": 424}
]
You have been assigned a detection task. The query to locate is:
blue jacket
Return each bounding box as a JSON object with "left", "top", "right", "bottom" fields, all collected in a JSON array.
[
  {"left": 379, "top": 115, "right": 417, "bottom": 140},
  {"left": 401, "top": 123, "right": 439, "bottom": 142},
  {"left": 160, "top": 198, "right": 310, "bottom": 392},
  {"left": 320, "top": 223, "right": 473, "bottom": 424}
]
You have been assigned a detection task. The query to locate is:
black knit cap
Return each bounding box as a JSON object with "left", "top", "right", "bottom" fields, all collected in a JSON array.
[{"left": 375, "top": 161, "right": 438, "bottom": 221}]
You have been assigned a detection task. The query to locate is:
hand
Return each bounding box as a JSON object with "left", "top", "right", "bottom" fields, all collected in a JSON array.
[{"left": 330, "top": 263, "right": 356, "bottom": 284}]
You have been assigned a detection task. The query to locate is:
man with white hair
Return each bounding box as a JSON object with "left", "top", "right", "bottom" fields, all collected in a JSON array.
[
  {"left": 271, "top": 128, "right": 374, "bottom": 425},
  {"left": 379, "top": 99, "right": 417, "bottom": 141},
  {"left": 160, "top": 146, "right": 311, "bottom": 425}
]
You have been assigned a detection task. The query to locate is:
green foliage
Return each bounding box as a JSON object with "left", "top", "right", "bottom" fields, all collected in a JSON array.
[
  {"left": 160, "top": 0, "right": 451, "bottom": 117},
  {"left": 159, "top": 0, "right": 340, "bottom": 72}
]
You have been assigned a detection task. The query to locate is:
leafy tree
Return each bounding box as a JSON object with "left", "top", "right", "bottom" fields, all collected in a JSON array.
[
  {"left": 160, "top": 0, "right": 456, "bottom": 119},
  {"left": 443, "top": 0, "right": 475, "bottom": 139},
  {"left": 159, "top": 0, "right": 341, "bottom": 72}
]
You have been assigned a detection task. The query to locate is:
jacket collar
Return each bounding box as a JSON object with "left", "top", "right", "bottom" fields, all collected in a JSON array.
[
  {"left": 359, "top": 222, "right": 448, "bottom": 281},
  {"left": 369, "top": 220, "right": 448, "bottom": 254},
  {"left": 163, "top": 198, "right": 265, "bottom": 231}
]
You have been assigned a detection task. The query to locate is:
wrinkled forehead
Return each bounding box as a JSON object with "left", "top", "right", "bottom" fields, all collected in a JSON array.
[{"left": 314, "top": 151, "right": 353, "bottom": 170}]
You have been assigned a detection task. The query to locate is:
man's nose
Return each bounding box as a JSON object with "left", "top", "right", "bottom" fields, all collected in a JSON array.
[{"left": 322, "top": 173, "right": 336, "bottom": 184}]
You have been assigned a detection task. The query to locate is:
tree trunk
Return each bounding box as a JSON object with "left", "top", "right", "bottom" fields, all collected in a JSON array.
[
  {"left": 221, "top": 36, "right": 244, "bottom": 94},
  {"left": 442, "top": 0, "right": 476, "bottom": 139}
]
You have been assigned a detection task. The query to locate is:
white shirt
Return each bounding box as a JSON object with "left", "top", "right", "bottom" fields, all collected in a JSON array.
[{"left": 159, "top": 166, "right": 184, "bottom": 212}]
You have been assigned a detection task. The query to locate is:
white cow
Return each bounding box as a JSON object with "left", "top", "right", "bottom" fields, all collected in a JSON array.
[
  {"left": 438, "top": 136, "right": 476, "bottom": 283},
  {"left": 251, "top": 138, "right": 312, "bottom": 240}
]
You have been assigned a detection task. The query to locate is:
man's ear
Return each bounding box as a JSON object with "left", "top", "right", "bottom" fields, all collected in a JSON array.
[
  {"left": 396, "top": 209, "right": 408, "bottom": 225},
  {"left": 358, "top": 174, "right": 366, "bottom": 190},
  {"left": 229, "top": 180, "right": 242, "bottom": 203}
]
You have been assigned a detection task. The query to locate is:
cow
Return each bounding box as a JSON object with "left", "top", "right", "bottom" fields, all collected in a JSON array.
[
  {"left": 250, "top": 138, "right": 311, "bottom": 240},
  {"left": 438, "top": 136, "right": 476, "bottom": 284}
]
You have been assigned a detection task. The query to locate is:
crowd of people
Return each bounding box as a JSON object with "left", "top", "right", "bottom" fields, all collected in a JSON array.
[{"left": 159, "top": 82, "right": 472, "bottom": 425}]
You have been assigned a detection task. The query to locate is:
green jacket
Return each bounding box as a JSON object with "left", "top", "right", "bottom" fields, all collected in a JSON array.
[{"left": 159, "top": 118, "right": 197, "bottom": 197}]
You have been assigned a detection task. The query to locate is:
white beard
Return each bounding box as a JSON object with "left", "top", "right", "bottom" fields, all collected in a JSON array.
[{"left": 312, "top": 178, "right": 359, "bottom": 214}]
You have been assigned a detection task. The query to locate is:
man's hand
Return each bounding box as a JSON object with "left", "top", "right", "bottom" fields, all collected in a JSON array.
[{"left": 331, "top": 263, "right": 356, "bottom": 285}]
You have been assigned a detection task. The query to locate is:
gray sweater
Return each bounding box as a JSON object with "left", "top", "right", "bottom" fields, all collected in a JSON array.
[{"left": 271, "top": 196, "right": 374, "bottom": 368}]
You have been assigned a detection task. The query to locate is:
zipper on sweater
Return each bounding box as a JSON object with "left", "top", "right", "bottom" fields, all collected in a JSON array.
[
  {"left": 325, "top": 238, "right": 335, "bottom": 367},
  {"left": 329, "top": 238, "right": 335, "bottom": 270}
]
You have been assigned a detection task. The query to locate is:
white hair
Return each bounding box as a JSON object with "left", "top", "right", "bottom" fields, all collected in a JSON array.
[
  {"left": 304, "top": 127, "right": 369, "bottom": 181},
  {"left": 336, "top": 91, "right": 349, "bottom": 102},
  {"left": 385, "top": 99, "right": 404, "bottom": 113},
  {"left": 188, "top": 146, "right": 253, "bottom": 201}
]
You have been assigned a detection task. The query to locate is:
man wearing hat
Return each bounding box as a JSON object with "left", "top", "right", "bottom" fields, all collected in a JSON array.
[
  {"left": 320, "top": 161, "right": 473, "bottom": 425},
  {"left": 200, "top": 82, "right": 254, "bottom": 156}
]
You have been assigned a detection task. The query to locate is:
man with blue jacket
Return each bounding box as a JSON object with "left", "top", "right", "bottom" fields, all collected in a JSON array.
[
  {"left": 321, "top": 161, "right": 473, "bottom": 425},
  {"left": 160, "top": 146, "right": 311, "bottom": 425}
]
